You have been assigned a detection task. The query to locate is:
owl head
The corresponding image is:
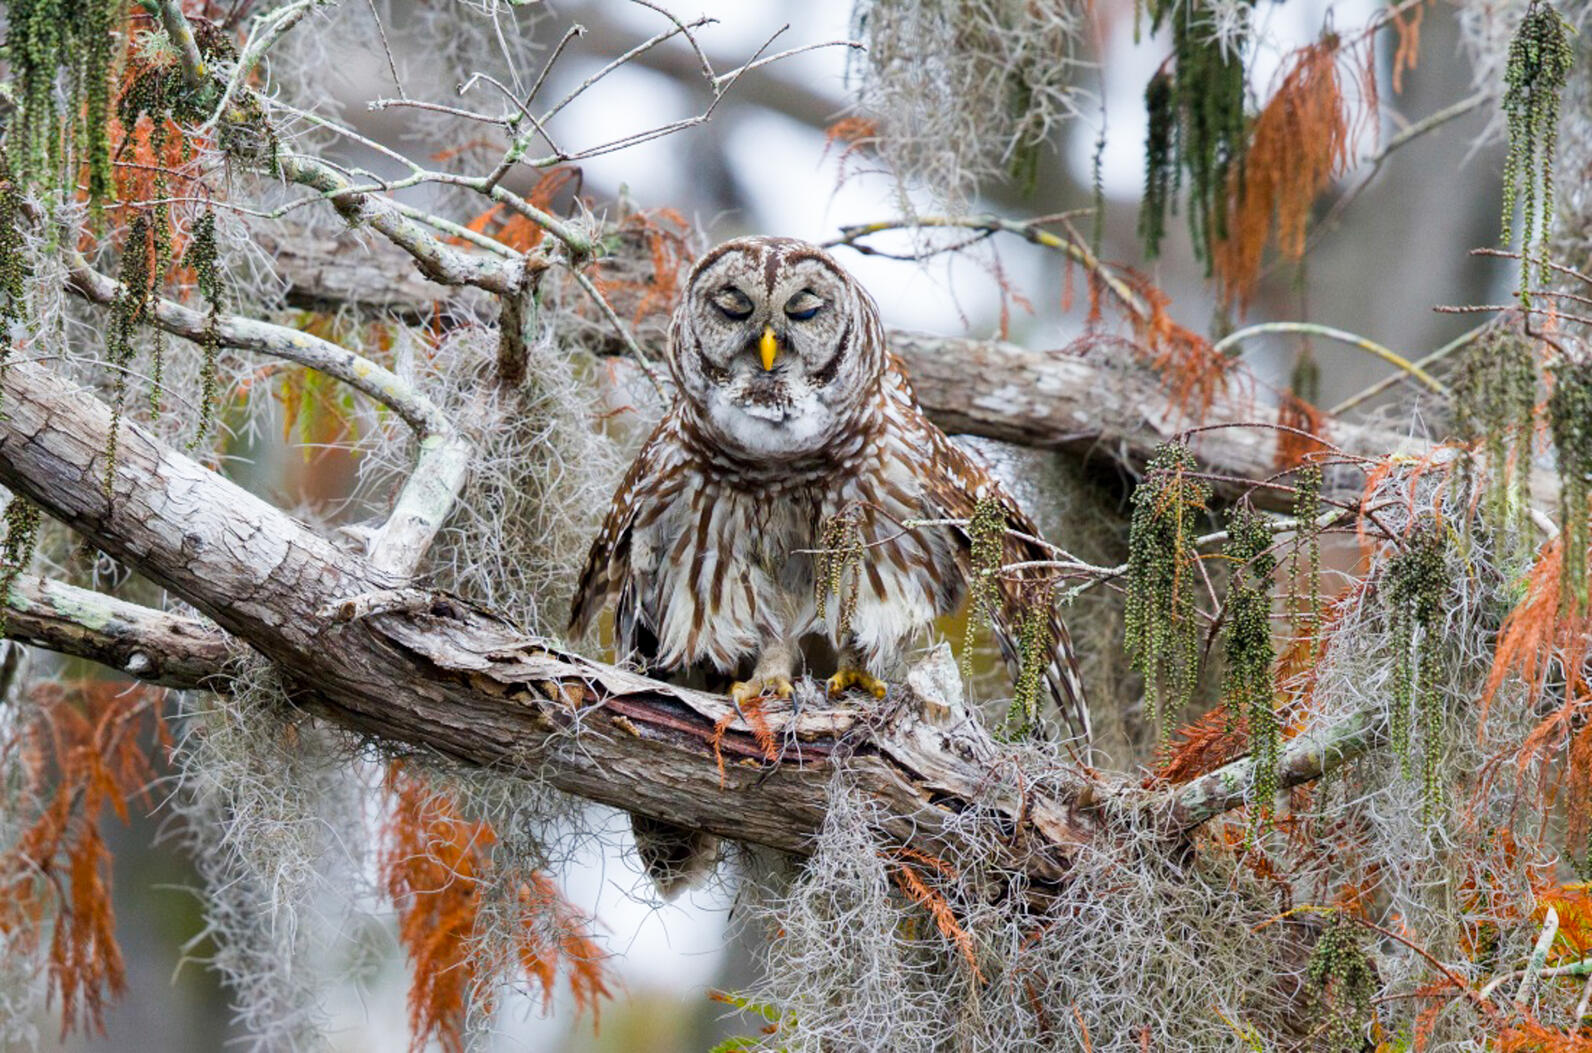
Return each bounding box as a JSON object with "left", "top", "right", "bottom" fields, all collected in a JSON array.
[{"left": 668, "top": 237, "right": 886, "bottom": 462}]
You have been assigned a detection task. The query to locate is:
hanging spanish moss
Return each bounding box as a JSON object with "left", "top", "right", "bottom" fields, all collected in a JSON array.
[
  {"left": 1221, "top": 505, "right": 1278, "bottom": 808},
  {"left": 1125, "top": 441, "right": 1212, "bottom": 730},
  {"left": 1548, "top": 358, "right": 1592, "bottom": 608},
  {"left": 1138, "top": 0, "right": 1254, "bottom": 263},
  {"left": 849, "top": 0, "right": 1086, "bottom": 208},
  {"left": 1500, "top": 0, "right": 1575, "bottom": 298}
]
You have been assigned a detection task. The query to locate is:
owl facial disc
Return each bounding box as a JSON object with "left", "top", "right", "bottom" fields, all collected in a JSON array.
[{"left": 668, "top": 237, "right": 885, "bottom": 462}]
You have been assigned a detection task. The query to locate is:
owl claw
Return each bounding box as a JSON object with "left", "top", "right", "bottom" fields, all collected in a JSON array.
[
  {"left": 826, "top": 669, "right": 888, "bottom": 700},
  {"left": 728, "top": 676, "right": 794, "bottom": 723}
]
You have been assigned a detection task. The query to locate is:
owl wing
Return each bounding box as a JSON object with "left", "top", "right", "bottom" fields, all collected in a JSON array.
[
  {"left": 569, "top": 413, "right": 685, "bottom": 665},
  {"left": 901, "top": 367, "right": 1090, "bottom": 744}
]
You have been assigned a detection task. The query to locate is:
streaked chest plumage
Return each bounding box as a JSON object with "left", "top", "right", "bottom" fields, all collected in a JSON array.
[{"left": 627, "top": 422, "right": 963, "bottom": 675}]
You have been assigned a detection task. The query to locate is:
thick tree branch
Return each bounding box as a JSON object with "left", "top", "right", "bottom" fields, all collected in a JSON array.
[{"left": 0, "top": 358, "right": 1099, "bottom": 879}]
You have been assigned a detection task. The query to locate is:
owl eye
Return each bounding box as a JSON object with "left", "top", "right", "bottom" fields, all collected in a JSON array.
[
  {"left": 711, "top": 287, "right": 754, "bottom": 321},
  {"left": 784, "top": 290, "right": 824, "bottom": 321}
]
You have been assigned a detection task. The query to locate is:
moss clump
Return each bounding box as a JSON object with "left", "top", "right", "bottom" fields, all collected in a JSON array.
[{"left": 1125, "top": 441, "right": 1212, "bottom": 731}]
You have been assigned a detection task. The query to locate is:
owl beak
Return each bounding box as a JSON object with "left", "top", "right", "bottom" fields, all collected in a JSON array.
[{"left": 759, "top": 325, "right": 778, "bottom": 371}]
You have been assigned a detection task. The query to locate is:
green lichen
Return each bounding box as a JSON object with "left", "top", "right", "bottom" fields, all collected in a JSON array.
[
  {"left": 1138, "top": 0, "right": 1253, "bottom": 264},
  {"left": 0, "top": 498, "right": 41, "bottom": 633},
  {"left": 185, "top": 208, "right": 225, "bottom": 449},
  {"left": 1288, "top": 465, "right": 1322, "bottom": 658},
  {"left": 8, "top": 0, "right": 126, "bottom": 195},
  {"left": 1004, "top": 580, "right": 1054, "bottom": 739},
  {"left": 10, "top": 0, "right": 69, "bottom": 186},
  {"left": 1454, "top": 327, "right": 1538, "bottom": 544},
  {"left": 1125, "top": 441, "right": 1212, "bottom": 731},
  {"left": 0, "top": 152, "right": 30, "bottom": 341},
  {"left": 103, "top": 212, "right": 155, "bottom": 497},
  {"left": 79, "top": 0, "right": 125, "bottom": 214}
]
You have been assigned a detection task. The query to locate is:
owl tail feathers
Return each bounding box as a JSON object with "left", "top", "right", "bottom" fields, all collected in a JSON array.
[{"left": 630, "top": 813, "right": 720, "bottom": 899}]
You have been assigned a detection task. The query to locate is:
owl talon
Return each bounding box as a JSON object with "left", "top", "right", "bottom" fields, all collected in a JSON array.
[
  {"left": 826, "top": 669, "right": 888, "bottom": 700},
  {"left": 728, "top": 676, "right": 794, "bottom": 723}
]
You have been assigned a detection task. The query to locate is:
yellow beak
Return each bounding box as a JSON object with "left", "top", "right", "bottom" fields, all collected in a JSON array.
[{"left": 759, "top": 325, "right": 778, "bottom": 371}]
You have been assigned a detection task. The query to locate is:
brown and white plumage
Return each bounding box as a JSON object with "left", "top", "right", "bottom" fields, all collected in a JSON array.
[{"left": 570, "top": 237, "right": 1087, "bottom": 892}]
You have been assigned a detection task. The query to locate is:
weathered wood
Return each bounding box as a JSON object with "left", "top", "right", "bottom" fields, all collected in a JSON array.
[{"left": 0, "top": 359, "right": 1098, "bottom": 878}]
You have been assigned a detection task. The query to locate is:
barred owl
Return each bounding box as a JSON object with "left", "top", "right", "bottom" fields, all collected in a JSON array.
[{"left": 571, "top": 237, "right": 1087, "bottom": 894}]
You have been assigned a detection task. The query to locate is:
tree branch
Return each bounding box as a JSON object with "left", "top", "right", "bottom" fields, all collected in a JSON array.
[
  {"left": 1167, "top": 709, "right": 1381, "bottom": 829},
  {"left": 0, "top": 357, "right": 1099, "bottom": 880},
  {"left": 4, "top": 575, "right": 236, "bottom": 689},
  {"left": 60, "top": 242, "right": 470, "bottom": 577},
  {"left": 257, "top": 222, "right": 1487, "bottom": 508}
]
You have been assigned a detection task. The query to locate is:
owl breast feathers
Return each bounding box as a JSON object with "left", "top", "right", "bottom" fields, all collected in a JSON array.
[{"left": 570, "top": 235, "right": 1089, "bottom": 744}]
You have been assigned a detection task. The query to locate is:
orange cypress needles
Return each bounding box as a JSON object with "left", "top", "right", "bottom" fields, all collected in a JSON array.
[
  {"left": 1214, "top": 38, "right": 1370, "bottom": 310},
  {"left": 380, "top": 762, "right": 609, "bottom": 1053},
  {"left": 0, "top": 681, "right": 166, "bottom": 1037}
]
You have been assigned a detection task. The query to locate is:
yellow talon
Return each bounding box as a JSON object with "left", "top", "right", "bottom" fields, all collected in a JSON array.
[
  {"left": 826, "top": 669, "right": 888, "bottom": 700},
  {"left": 729, "top": 675, "right": 794, "bottom": 709}
]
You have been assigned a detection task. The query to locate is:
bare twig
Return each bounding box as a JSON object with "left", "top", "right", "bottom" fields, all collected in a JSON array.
[
  {"left": 1330, "top": 324, "right": 1486, "bottom": 415},
  {"left": 825, "top": 215, "right": 1149, "bottom": 321},
  {"left": 61, "top": 241, "right": 471, "bottom": 577},
  {"left": 1210, "top": 322, "right": 1448, "bottom": 396}
]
